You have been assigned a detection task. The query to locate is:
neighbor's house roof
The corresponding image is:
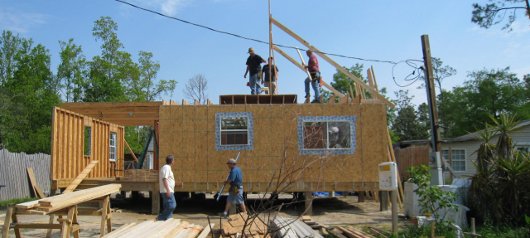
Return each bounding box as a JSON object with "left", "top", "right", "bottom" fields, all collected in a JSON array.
[
  {"left": 447, "top": 119, "right": 530, "bottom": 143},
  {"left": 397, "top": 119, "right": 530, "bottom": 146}
]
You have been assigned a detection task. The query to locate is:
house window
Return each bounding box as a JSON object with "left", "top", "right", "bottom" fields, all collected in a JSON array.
[
  {"left": 215, "top": 112, "right": 253, "bottom": 151},
  {"left": 442, "top": 149, "right": 466, "bottom": 172},
  {"left": 84, "top": 126, "right": 91, "bottom": 156},
  {"left": 109, "top": 132, "right": 117, "bottom": 162},
  {"left": 297, "top": 116, "right": 356, "bottom": 155}
]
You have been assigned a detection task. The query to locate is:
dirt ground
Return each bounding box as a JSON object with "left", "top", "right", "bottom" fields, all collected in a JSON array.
[{"left": 1, "top": 193, "right": 403, "bottom": 237}]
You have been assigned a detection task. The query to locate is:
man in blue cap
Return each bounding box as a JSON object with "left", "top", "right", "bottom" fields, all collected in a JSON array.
[{"left": 221, "top": 158, "right": 246, "bottom": 218}]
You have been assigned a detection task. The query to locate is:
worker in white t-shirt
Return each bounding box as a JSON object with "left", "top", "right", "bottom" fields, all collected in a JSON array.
[{"left": 157, "top": 155, "right": 177, "bottom": 220}]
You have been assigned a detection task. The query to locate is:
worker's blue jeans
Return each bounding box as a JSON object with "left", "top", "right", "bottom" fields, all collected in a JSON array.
[
  {"left": 157, "top": 193, "right": 176, "bottom": 221},
  {"left": 305, "top": 72, "right": 321, "bottom": 101},
  {"left": 249, "top": 73, "right": 261, "bottom": 95}
]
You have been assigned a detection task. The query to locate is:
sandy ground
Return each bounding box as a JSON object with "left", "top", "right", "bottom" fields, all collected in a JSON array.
[{"left": 1, "top": 194, "right": 402, "bottom": 237}]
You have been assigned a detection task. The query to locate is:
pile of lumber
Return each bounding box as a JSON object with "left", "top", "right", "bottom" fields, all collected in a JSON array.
[
  {"left": 120, "top": 169, "right": 158, "bottom": 181},
  {"left": 103, "top": 218, "right": 212, "bottom": 238},
  {"left": 271, "top": 216, "right": 323, "bottom": 238},
  {"left": 221, "top": 213, "right": 268, "bottom": 237},
  {"left": 329, "top": 226, "right": 376, "bottom": 238},
  {"left": 16, "top": 184, "right": 121, "bottom": 212}
]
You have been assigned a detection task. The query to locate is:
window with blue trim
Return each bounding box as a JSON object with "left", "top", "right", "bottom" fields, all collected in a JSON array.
[
  {"left": 298, "top": 116, "right": 356, "bottom": 155},
  {"left": 215, "top": 112, "right": 254, "bottom": 151}
]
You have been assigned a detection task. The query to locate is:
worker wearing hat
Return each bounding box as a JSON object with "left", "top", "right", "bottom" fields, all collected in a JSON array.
[
  {"left": 222, "top": 158, "right": 246, "bottom": 218},
  {"left": 244, "top": 47, "right": 266, "bottom": 95}
]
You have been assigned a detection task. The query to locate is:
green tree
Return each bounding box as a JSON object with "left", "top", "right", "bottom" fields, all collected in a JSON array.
[
  {"left": 391, "top": 90, "right": 429, "bottom": 141},
  {"left": 57, "top": 39, "right": 88, "bottom": 102},
  {"left": 85, "top": 16, "right": 128, "bottom": 102},
  {"left": 0, "top": 31, "right": 60, "bottom": 153},
  {"left": 439, "top": 68, "right": 528, "bottom": 137},
  {"left": 128, "top": 51, "right": 176, "bottom": 102},
  {"left": 330, "top": 63, "right": 364, "bottom": 96},
  {"left": 472, "top": 0, "right": 530, "bottom": 31}
]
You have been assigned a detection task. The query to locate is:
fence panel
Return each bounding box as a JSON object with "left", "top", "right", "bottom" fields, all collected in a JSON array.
[{"left": 0, "top": 149, "right": 51, "bottom": 201}]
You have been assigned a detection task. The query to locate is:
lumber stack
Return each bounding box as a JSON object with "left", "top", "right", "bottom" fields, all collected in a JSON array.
[
  {"left": 16, "top": 184, "right": 121, "bottom": 212},
  {"left": 103, "top": 218, "right": 208, "bottom": 238},
  {"left": 120, "top": 169, "right": 158, "bottom": 181},
  {"left": 271, "top": 216, "right": 323, "bottom": 238},
  {"left": 331, "top": 226, "right": 375, "bottom": 238},
  {"left": 221, "top": 213, "right": 268, "bottom": 237}
]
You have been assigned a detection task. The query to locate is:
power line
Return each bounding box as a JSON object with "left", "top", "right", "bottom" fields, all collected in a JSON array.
[
  {"left": 114, "top": 0, "right": 426, "bottom": 88},
  {"left": 114, "top": 0, "right": 399, "bottom": 65}
]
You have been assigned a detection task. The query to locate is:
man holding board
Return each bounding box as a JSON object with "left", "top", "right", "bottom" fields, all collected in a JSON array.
[{"left": 221, "top": 158, "right": 246, "bottom": 218}]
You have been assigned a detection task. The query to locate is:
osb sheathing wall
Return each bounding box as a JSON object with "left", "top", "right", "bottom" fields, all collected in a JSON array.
[
  {"left": 158, "top": 103, "right": 389, "bottom": 192},
  {"left": 51, "top": 107, "right": 124, "bottom": 188}
]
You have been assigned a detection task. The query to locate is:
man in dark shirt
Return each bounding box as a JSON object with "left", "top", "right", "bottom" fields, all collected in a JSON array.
[
  {"left": 244, "top": 48, "right": 266, "bottom": 95},
  {"left": 261, "top": 57, "right": 279, "bottom": 95},
  {"left": 304, "top": 49, "right": 321, "bottom": 103}
]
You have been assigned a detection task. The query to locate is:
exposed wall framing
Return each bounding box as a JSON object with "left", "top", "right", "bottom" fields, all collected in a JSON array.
[{"left": 51, "top": 107, "right": 124, "bottom": 189}]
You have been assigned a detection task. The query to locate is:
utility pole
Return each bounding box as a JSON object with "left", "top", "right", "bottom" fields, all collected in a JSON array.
[{"left": 421, "top": 34, "right": 443, "bottom": 185}]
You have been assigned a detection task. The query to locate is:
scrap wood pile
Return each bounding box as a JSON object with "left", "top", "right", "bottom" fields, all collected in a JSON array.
[
  {"left": 328, "top": 226, "right": 378, "bottom": 238},
  {"left": 119, "top": 169, "right": 158, "bottom": 181},
  {"left": 220, "top": 213, "right": 268, "bottom": 237},
  {"left": 16, "top": 184, "right": 121, "bottom": 212},
  {"left": 103, "top": 218, "right": 212, "bottom": 238},
  {"left": 271, "top": 216, "right": 323, "bottom": 238}
]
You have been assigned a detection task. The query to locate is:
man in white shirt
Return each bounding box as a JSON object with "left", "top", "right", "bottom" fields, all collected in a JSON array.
[{"left": 157, "top": 155, "right": 176, "bottom": 220}]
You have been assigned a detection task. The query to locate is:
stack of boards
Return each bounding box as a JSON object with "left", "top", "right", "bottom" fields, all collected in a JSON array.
[
  {"left": 329, "top": 226, "right": 378, "bottom": 238},
  {"left": 16, "top": 184, "right": 121, "bottom": 212},
  {"left": 271, "top": 216, "right": 323, "bottom": 238},
  {"left": 102, "top": 219, "right": 213, "bottom": 238}
]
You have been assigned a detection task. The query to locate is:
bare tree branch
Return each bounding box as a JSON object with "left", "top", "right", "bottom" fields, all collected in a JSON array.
[{"left": 184, "top": 74, "right": 208, "bottom": 104}]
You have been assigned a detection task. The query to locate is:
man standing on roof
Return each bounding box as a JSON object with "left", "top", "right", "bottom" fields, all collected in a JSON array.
[
  {"left": 244, "top": 47, "right": 266, "bottom": 95},
  {"left": 262, "top": 57, "right": 279, "bottom": 95},
  {"left": 157, "top": 155, "right": 180, "bottom": 220},
  {"left": 222, "top": 158, "right": 246, "bottom": 218},
  {"left": 304, "top": 49, "right": 321, "bottom": 103}
]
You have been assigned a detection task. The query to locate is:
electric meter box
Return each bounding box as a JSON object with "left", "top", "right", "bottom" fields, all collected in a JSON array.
[{"left": 379, "top": 162, "right": 398, "bottom": 191}]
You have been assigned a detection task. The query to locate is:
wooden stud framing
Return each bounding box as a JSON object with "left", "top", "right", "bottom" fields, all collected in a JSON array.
[
  {"left": 271, "top": 17, "right": 394, "bottom": 108},
  {"left": 51, "top": 107, "right": 125, "bottom": 189}
]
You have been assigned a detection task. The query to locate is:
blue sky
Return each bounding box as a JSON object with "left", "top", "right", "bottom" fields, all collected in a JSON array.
[{"left": 1, "top": 0, "right": 529, "bottom": 105}]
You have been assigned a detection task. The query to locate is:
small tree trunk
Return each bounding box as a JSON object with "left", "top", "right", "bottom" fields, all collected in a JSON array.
[{"left": 431, "top": 221, "right": 436, "bottom": 238}]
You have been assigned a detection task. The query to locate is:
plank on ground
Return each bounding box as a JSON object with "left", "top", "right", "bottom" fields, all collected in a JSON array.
[
  {"left": 196, "top": 223, "right": 214, "bottom": 238},
  {"left": 102, "top": 222, "right": 137, "bottom": 238}
]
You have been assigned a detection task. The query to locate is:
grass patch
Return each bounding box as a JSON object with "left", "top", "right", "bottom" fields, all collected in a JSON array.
[{"left": 0, "top": 197, "right": 35, "bottom": 208}]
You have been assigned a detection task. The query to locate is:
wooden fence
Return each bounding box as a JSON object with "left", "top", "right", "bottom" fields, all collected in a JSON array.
[
  {"left": 0, "top": 149, "right": 51, "bottom": 201},
  {"left": 394, "top": 145, "right": 430, "bottom": 181}
]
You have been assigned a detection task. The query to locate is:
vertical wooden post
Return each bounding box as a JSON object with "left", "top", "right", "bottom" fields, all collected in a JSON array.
[
  {"left": 2, "top": 206, "right": 13, "bottom": 238},
  {"left": 421, "top": 35, "right": 443, "bottom": 185},
  {"left": 304, "top": 192, "right": 313, "bottom": 215}
]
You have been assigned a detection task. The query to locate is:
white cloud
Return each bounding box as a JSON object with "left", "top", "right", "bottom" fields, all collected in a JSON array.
[
  {"left": 0, "top": 8, "right": 48, "bottom": 33},
  {"left": 129, "top": 0, "right": 191, "bottom": 16}
]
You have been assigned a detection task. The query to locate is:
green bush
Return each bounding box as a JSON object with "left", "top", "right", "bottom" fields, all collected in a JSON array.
[{"left": 469, "top": 114, "right": 530, "bottom": 226}]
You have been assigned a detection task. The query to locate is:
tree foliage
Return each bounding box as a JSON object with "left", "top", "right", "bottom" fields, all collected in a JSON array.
[
  {"left": 0, "top": 16, "right": 177, "bottom": 153},
  {"left": 439, "top": 68, "right": 529, "bottom": 137},
  {"left": 0, "top": 31, "right": 60, "bottom": 153},
  {"left": 472, "top": 0, "right": 530, "bottom": 31},
  {"left": 391, "top": 90, "right": 430, "bottom": 141}
]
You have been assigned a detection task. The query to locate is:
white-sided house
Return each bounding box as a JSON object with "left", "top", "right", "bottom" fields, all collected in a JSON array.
[{"left": 441, "top": 120, "right": 530, "bottom": 177}]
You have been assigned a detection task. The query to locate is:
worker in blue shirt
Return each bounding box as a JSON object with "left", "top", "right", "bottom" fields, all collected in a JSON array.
[{"left": 222, "top": 158, "right": 246, "bottom": 218}]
